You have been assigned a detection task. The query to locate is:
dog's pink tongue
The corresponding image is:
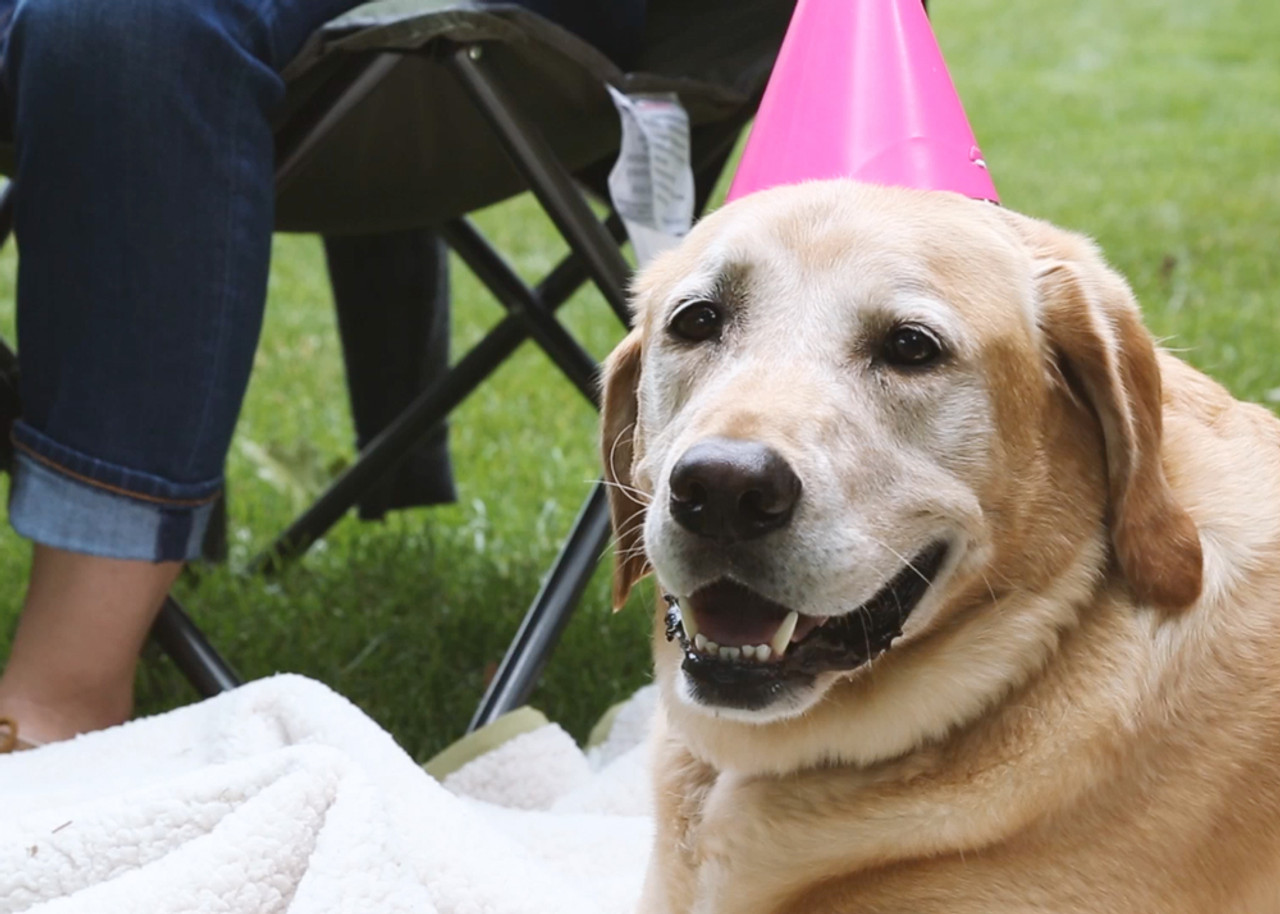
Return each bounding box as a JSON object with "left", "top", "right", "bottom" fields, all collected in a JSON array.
[{"left": 687, "top": 580, "right": 818, "bottom": 647}]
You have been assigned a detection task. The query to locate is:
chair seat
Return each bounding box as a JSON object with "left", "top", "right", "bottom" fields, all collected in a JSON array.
[{"left": 274, "top": 0, "right": 791, "bottom": 234}]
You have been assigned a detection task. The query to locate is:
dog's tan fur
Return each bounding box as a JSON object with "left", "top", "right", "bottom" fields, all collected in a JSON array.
[{"left": 600, "top": 181, "right": 1280, "bottom": 914}]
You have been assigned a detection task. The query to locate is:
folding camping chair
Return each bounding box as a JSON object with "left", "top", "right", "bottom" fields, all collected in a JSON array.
[{"left": 0, "top": 0, "right": 795, "bottom": 731}]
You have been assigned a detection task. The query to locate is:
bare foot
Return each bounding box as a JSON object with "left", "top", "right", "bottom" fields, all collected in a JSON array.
[{"left": 0, "top": 545, "right": 182, "bottom": 746}]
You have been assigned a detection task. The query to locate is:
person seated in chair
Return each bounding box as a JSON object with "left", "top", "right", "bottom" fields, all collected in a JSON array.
[{"left": 0, "top": 0, "right": 646, "bottom": 752}]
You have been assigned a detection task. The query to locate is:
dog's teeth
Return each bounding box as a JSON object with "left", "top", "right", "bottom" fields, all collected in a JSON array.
[
  {"left": 770, "top": 611, "right": 800, "bottom": 658},
  {"left": 755, "top": 644, "right": 771, "bottom": 662},
  {"left": 720, "top": 646, "right": 741, "bottom": 661},
  {"left": 694, "top": 633, "right": 708, "bottom": 651},
  {"left": 681, "top": 606, "right": 700, "bottom": 642},
  {"left": 741, "top": 645, "right": 757, "bottom": 660},
  {"left": 704, "top": 639, "right": 720, "bottom": 654}
]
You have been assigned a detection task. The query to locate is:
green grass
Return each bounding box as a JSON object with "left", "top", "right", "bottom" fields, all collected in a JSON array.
[{"left": 1, "top": 0, "right": 1277, "bottom": 760}]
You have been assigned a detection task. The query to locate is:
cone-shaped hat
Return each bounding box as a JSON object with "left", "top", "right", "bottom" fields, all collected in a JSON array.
[{"left": 727, "top": 0, "right": 998, "bottom": 202}]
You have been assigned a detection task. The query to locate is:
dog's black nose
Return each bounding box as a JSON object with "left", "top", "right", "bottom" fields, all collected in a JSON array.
[{"left": 668, "top": 437, "right": 802, "bottom": 543}]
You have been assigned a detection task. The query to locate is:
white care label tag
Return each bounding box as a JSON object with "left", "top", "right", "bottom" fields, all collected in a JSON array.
[{"left": 607, "top": 86, "right": 695, "bottom": 266}]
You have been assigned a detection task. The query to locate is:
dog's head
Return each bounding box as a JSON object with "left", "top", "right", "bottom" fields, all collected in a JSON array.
[{"left": 601, "top": 181, "right": 1202, "bottom": 769}]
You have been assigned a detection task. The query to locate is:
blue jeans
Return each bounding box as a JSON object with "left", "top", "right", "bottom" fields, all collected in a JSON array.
[{"left": 1, "top": 0, "right": 365, "bottom": 561}]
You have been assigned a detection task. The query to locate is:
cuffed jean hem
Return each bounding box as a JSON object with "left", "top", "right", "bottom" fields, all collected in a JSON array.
[{"left": 8, "top": 422, "right": 220, "bottom": 562}]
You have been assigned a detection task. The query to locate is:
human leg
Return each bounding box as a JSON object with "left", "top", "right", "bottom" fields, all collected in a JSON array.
[
  {"left": 0, "top": 548, "right": 181, "bottom": 744},
  {"left": 0, "top": 0, "right": 360, "bottom": 743}
]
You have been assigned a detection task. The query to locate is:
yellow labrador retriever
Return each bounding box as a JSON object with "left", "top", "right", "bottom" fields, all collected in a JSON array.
[{"left": 600, "top": 180, "right": 1280, "bottom": 914}]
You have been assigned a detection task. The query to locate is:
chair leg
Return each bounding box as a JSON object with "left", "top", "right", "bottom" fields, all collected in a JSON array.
[
  {"left": 150, "top": 596, "right": 242, "bottom": 698},
  {"left": 0, "top": 181, "right": 14, "bottom": 248},
  {"left": 275, "top": 52, "right": 403, "bottom": 192},
  {"left": 468, "top": 481, "right": 613, "bottom": 731},
  {"left": 446, "top": 45, "right": 633, "bottom": 324}
]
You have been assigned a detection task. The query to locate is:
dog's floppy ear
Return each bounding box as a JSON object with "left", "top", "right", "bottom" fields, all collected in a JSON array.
[
  {"left": 600, "top": 330, "right": 651, "bottom": 609},
  {"left": 1034, "top": 253, "right": 1203, "bottom": 611}
]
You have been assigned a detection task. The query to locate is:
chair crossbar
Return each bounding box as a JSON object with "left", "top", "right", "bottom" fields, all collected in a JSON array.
[
  {"left": 439, "top": 217, "right": 602, "bottom": 408},
  {"left": 250, "top": 212, "right": 626, "bottom": 575},
  {"left": 447, "top": 45, "right": 633, "bottom": 324},
  {"left": 152, "top": 597, "right": 243, "bottom": 696}
]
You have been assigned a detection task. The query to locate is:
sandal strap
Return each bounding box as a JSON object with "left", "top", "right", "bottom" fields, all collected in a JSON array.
[
  {"left": 0, "top": 717, "right": 42, "bottom": 752},
  {"left": 0, "top": 717, "right": 18, "bottom": 754}
]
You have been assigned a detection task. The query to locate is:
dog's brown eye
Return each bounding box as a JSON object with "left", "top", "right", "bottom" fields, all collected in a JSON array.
[
  {"left": 882, "top": 325, "right": 943, "bottom": 367},
  {"left": 669, "top": 300, "right": 723, "bottom": 343}
]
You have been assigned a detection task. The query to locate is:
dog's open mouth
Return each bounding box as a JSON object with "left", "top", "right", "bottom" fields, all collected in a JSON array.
[{"left": 665, "top": 541, "right": 950, "bottom": 710}]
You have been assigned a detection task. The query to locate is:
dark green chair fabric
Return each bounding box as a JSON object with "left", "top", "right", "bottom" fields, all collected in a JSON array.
[{"left": 273, "top": 0, "right": 794, "bottom": 233}]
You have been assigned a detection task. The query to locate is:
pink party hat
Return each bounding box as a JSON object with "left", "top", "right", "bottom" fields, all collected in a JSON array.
[{"left": 727, "top": 0, "right": 998, "bottom": 203}]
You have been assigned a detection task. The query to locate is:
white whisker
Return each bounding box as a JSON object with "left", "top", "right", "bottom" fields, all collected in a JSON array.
[
  {"left": 866, "top": 534, "right": 930, "bottom": 585},
  {"left": 595, "top": 477, "right": 653, "bottom": 505},
  {"left": 605, "top": 423, "right": 640, "bottom": 497}
]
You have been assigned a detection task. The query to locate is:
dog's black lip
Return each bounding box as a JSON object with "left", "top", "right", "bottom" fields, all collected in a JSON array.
[{"left": 666, "top": 540, "right": 950, "bottom": 709}]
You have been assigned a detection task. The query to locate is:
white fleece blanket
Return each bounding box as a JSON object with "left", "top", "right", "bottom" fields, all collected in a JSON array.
[{"left": 0, "top": 675, "right": 657, "bottom": 914}]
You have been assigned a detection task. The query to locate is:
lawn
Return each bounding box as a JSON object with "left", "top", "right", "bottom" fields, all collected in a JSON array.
[{"left": 1, "top": 0, "right": 1277, "bottom": 762}]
